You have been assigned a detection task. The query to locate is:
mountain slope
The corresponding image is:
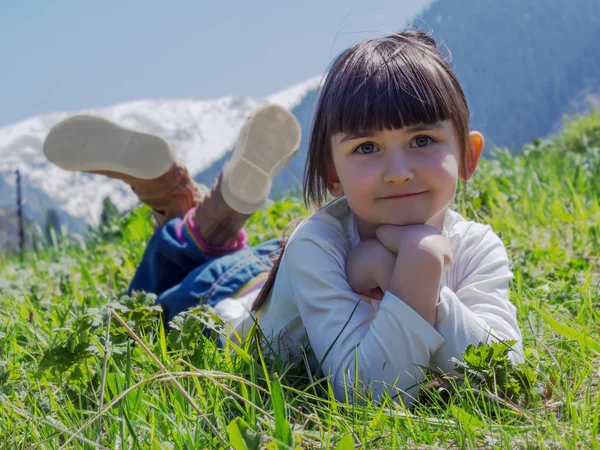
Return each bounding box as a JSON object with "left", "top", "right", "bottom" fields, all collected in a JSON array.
[
  {"left": 0, "top": 76, "right": 321, "bottom": 230},
  {"left": 417, "top": 0, "right": 600, "bottom": 148},
  {"left": 2, "top": 0, "right": 599, "bottom": 240}
]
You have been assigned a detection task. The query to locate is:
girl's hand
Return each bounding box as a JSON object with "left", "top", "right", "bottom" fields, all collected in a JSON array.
[
  {"left": 376, "top": 224, "right": 453, "bottom": 271},
  {"left": 346, "top": 239, "right": 396, "bottom": 300},
  {"left": 376, "top": 224, "right": 453, "bottom": 325}
]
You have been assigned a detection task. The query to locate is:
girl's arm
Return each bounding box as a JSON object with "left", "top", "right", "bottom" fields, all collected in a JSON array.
[
  {"left": 282, "top": 234, "right": 445, "bottom": 405},
  {"left": 428, "top": 223, "right": 523, "bottom": 373},
  {"left": 376, "top": 222, "right": 523, "bottom": 373},
  {"left": 345, "top": 238, "right": 396, "bottom": 300},
  {"left": 376, "top": 224, "right": 453, "bottom": 326}
]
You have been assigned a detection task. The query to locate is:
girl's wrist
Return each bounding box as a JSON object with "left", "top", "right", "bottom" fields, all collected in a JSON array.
[
  {"left": 388, "top": 253, "right": 443, "bottom": 326},
  {"left": 370, "top": 243, "right": 396, "bottom": 292}
]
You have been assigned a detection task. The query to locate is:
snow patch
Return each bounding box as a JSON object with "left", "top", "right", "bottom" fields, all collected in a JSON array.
[{"left": 0, "top": 76, "right": 321, "bottom": 226}]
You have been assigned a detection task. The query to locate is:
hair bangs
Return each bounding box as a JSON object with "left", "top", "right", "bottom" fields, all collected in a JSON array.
[{"left": 321, "top": 40, "right": 461, "bottom": 137}]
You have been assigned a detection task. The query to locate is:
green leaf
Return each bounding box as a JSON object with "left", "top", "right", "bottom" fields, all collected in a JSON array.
[
  {"left": 76, "top": 256, "right": 97, "bottom": 291},
  {"left": 452, "top": 340, "right": 534, "bottom": 402},
  {"left": 450, "top": 405, "right": 485, "bottom": 431},
  {"left": 271, "top": 374, "right": 292, "bottom": 448},
  {"left": 367, "top": 403, "right": 385, "bottom": 439},
  {"left": 228, "top": 417, "right": 261, "bottom": 450},
  {"left": 533, "top": 306, "right": 600, "bottom": 354},
  {"left": 334, "top": 434, "right": 354, "bottom": 450}
]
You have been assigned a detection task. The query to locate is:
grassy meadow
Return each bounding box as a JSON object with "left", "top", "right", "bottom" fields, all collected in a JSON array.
[{"left": 0, "top": 112, "right": 599, "bottom": 449}]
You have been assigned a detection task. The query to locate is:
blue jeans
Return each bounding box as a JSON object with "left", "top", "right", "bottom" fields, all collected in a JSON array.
[{"left": 128, "top": 218, "right": 281, "bottom": 322}]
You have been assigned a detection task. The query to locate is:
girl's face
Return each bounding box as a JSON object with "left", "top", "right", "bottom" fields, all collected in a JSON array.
[{"left": 328, "top": 121, "right": 483, "bottom": 239}]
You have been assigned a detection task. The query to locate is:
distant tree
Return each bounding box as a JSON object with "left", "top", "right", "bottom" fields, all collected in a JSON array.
[
  {"left": 417, "top": 0, "right": 600, "bottom": 150},
  {"left": 28, "top": 222, "right": 45, "bottom": 253},
  {"left": 100, "top": 197, "right": 119, "bottom": 227},
  {"left": 44, "top": 208, "right": 62, "bottom": 246}
]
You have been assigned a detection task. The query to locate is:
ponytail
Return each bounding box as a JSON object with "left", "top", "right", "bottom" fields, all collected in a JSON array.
[
  {"left": 251, "top": 239, "right": 287, "bottom": 312},
  {"left": 251, "top": 213, "right": 308, "bottom": 312}
]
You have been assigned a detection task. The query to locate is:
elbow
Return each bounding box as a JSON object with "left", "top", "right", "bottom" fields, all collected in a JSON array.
[{"left": 507, "top": 339, "right": 525, "bottom": 365}]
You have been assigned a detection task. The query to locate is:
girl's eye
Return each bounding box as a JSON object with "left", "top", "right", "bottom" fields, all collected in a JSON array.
[
  {"left": 354, "top": 142, "right": 379, "bottom": 155},
  {"left": 411, "top": 136, "right": 434, "bottom": 148}
]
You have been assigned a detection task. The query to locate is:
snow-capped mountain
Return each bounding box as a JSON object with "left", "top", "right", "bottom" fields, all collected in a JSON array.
[{"left": 0, "top": 75, "right": 322, "bottom": 230}]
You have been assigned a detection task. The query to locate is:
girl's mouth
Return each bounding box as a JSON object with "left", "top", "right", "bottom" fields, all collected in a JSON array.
[{"left": 381, "top": 191, "right": 426, "bottom": 199}]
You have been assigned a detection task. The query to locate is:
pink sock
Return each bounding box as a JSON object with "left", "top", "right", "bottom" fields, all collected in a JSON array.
[{"left": 177, "top": 208, "right": 248, "bottom": 254}]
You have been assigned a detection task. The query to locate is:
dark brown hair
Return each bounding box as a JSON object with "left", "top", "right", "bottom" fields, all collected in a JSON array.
[{"left": 252, "top": 29, "right": 471, "bottom": 312}]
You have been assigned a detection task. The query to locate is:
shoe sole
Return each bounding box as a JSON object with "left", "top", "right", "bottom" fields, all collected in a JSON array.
[
  {"left": 221, "top": 104, "right": 301, "bottom": 214},
  {"left": 43, "top": 115, "right": 176, "bottom": 180}
]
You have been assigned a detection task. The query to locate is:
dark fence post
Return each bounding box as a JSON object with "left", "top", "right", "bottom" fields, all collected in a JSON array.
[{"left": 16, "top": 169, "right": 24, "bottom": 262}]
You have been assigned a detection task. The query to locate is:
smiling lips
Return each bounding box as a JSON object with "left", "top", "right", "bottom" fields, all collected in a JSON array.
[{"left": 381, "top": 191, "right": 426, "bottom": 199}]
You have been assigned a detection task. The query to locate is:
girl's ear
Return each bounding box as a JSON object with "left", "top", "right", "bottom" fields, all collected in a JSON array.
[
  {"left": 459, "top": 131, "right": 484, "bottom": 181},
  {"left": 326, "top": 164, "right": 344, "bottom": 197}
]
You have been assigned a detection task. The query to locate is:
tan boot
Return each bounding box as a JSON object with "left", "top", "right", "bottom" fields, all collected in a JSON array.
[
  {"left": 192, "top": 173, "right": 251, "bottom": 247},
  {"left": 192, "top": 104, "right": 301, "bottom": 247},
  {"left": 94, "top": 164, "right": 202, "bottom": 226},
  {"left": 44, "top": 115, "right": 201, "bottom": 226}
]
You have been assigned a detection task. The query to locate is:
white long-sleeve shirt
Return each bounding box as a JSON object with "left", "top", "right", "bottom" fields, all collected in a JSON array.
[{"left": 215, "top": 198, "right": 523, "bottom": 403}]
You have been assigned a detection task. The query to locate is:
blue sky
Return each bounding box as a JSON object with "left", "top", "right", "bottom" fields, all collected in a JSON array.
[{"left": 0, "top": 0, "right": 431, "bottom": 127}]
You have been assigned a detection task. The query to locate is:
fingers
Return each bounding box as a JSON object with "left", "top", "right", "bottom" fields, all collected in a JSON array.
[
  {"left": 375, "top": 223, "right": 437, "bottom": 253},
  {"left": 375, "top": 224, "right": 453, "bottom": 271},
  {"left": 375, "top": 255, "right": 395, "bottom": 293},
  {"left": 346, "top": 241, "right": 379, "bottom": 294},
  {"left": 346, "top": 239, "right": 397, "bottom": 297},
  {"left": 375, "top": 224, "right": 403, "bottom": 253}
]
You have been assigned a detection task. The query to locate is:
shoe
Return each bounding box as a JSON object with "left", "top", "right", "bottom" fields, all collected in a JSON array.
[
  {"left": 192, "top": 104, "right": 301, "bottom": 247},
  {"left": 220, "top": 104, "right": 301, "bottom": 215},
  {"left": 43, "top": 115, "right": 201, "bottom": 226}
]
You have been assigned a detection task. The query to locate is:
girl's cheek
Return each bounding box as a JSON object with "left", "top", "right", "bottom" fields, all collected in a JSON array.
[
  {"left": 429, "top": 152, "right": 459, "bottom": 177},
  {"left": 348, "top": 162, "right": 377, "bottom": 180}
]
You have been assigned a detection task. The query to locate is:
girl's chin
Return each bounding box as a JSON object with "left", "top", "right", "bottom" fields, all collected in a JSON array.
[
  {"left": 355, "top": 207, "right": 448, "bottom": 235},
  {"left": 382, "top": 208, "right": 448, "bottom": 229},
  {"left": 380, "top": 215, "right": 433, "bottom": 227},
  {"left": 355, "top": 214, "right": 434, "bottom": 240}
]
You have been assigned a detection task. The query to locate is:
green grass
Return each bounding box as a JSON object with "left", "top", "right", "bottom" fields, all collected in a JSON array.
[{"left": 1, "top": 112, "right": 600, "bottom": 449}]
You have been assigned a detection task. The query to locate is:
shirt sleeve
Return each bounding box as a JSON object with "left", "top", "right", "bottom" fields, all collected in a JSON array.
[
  {"left": 430, "top": 225, "right": 524, "bottom": 374},
  {"left": 282, "top": 236, "right": 445, "bottom": 404}
]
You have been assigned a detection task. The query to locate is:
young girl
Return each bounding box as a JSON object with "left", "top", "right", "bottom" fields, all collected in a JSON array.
[{"left": 44, "top": 30, "right": 523, "bottom": 405}]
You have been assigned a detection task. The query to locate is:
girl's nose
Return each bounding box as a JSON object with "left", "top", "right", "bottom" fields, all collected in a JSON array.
[{"left": 383, "top": 152, "right": 414, "bottom": 184}]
